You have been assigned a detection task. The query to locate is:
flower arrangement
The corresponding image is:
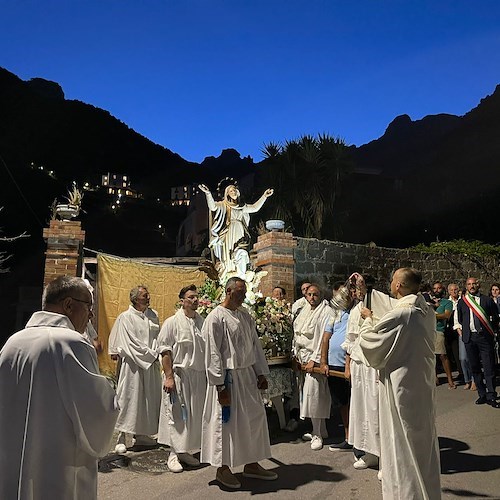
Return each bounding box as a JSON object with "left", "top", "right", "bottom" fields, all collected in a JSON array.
[
  {"left": 197, "top": 278, "right": 222, "bottom": 316},
  {"left": 196, "top": 271, "right": 292, "bottom": 361},
  {"left": 249, "top": 297, "right": 293, "bottom": 360}
]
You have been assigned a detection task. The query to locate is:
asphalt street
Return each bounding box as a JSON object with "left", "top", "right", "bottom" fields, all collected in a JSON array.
[{"left": 98, "top": 377, "right": 500, "bottom": 500}]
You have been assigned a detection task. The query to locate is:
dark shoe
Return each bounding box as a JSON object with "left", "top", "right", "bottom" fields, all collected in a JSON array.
[
  {"left": 487, "top": 400, "right": 500, "bottom": 408},
  {"left": 216, "top": 467, "right": 241, "bottom": 489},
  {"left": 328, "top": 440, "right": 353, "bottom": 451},
  {"left": 243, "top": 463, "right": 278, "bottom": 481},
  {"left": 475, "top": 396, "right": 487, "bottom": 405}
]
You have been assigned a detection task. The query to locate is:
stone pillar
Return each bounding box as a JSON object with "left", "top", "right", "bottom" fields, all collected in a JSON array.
[
  {"left": 253, "top": 231, "right": 297, "bottom": 300},
  {"left": 42, "top": 220, "right": 85, "bottom": 287}
]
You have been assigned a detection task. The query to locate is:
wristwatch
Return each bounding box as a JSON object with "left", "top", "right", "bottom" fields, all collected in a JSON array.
[{"left": 216, "top": 384, "right": 226, "bottom": 392}]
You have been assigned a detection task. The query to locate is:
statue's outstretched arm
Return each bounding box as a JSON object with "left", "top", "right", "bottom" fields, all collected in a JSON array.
[
  {"left": 198, "top": 184, "right": 217, "bottom": 211},
  {"left": 245, "top": 188, "right": 274, "bottom": 213}
]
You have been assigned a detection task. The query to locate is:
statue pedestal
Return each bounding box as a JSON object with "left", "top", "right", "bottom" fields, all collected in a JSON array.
[
  {"left": 42, "top": 220, "right": 85, "bottom": 287},
  {"left": 253, "top": 231, "right": 296, "bottom": 300}
]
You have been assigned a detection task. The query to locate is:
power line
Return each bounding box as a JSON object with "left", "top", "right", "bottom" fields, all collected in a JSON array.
[{"left": 0, "top": 153, "right": 43, "bottom": 228}]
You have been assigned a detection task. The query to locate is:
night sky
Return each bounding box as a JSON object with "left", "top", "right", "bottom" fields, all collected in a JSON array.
[{"left": 2, "top": 0, "right": 500, "bottom": 162}]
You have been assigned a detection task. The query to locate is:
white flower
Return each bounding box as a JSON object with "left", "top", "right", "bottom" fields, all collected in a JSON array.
[
  {"left": 246, "top": 290, "right": 257, "bottom": 304},
  {"left": 244, "top": 270, "right": 256, "bottom": 284}
]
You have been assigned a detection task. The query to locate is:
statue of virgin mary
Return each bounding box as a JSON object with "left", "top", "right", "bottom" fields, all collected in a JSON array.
[{"left": 199, "top": 179, "right": 273, "bottom": 279}]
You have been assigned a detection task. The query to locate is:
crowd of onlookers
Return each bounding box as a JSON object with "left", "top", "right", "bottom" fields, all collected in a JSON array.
[{"left": 1, "top": 271, "right": 498, "bottom": 499}]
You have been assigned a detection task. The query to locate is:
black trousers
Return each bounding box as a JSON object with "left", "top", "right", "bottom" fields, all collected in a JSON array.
[{"left": 464, "top": 333, "right": 497, "bottom": 400}]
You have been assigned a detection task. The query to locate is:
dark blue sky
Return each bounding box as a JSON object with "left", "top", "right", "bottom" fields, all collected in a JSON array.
[{"left": 2, "top": 1, "right": 500, "bottom": 162}]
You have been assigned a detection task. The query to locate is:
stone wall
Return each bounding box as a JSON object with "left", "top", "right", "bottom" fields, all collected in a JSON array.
[{"left": 294, "top": 237, "right": 500, "bottom": 294}]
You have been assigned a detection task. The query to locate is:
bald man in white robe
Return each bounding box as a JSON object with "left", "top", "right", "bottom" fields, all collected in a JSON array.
[
  {"left": 201, "top": 277, "right": 277, "bottom": 489},
  {"left": 359, "top": 268, "right": 441, "bottom": 500}
]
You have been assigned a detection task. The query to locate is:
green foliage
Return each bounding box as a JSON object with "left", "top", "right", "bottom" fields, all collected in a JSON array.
[
  {"left": 261, "top": 133, "right": 353, "bottom": 239},
  {"left": 198, "top": 278, "right": 223, "bottom": 302},
  {"left": 411, "top": 240, "right": 500, "bottom": 257}
]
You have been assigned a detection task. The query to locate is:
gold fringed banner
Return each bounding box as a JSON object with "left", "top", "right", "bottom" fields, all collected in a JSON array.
[{"left": 96, "top": 253, "right": 206, "bottom": 376}]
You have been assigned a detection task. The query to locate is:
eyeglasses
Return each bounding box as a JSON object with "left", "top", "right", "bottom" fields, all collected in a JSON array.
[{"left": 68, "top": 296, "right": 94, "bottom": 312}]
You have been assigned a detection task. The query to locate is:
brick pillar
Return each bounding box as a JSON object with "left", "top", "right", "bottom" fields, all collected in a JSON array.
[
  {"left": 42, "top": 220, "right": 86, "bottom": 287},
  {"left": 253, "top": 231, "right": 297, "bottom": 300}
]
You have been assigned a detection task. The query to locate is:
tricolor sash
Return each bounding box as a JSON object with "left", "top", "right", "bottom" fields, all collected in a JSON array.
[{"left": 462, "top": 293, "right": 495, "bottom": 336}]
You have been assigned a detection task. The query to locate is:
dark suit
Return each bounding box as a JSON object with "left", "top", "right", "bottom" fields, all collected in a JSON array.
[{"left": 457, "top": 294, "right": 498, "bottom": 400}]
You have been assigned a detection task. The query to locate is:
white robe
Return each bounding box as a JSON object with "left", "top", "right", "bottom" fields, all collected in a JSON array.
[
  {"left": 293, "top": 300, "right": 333, "bottom": 419},
  {"left": 109, "top": 305, "right": 162, "bottom": 435},
  {"left": 157, "top": 309, "right": 207, "bottom": 452},
  {"left": 0, "top": 312, "right": 118, "bottom": 500},
  {"left": 291, "top": 296, "right": 307, "bottom": 316},
  {"left": 343, "top": 290, "right": 395, "bottom": 456},
  {"left": 360, "top": 294, "right": 441, "bottom": 500},
  {"left": 201, "top": 305, "right": 271, "bottom": 467},
  {"left": 83, "top": 320, "right": 98, "bottom": 345}
]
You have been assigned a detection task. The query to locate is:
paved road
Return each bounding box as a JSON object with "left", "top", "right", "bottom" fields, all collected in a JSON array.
[{"left": 98, "top": 380, "right": 500, "bottom": 499}]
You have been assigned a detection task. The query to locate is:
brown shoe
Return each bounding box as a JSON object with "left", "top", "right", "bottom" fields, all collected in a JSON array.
[
  {"left": 243, "top": 463, "right": 278, "bottom": 481},
  {"left": 470, "top": 382, "right": 477, "bottom": 391},
  {"left": 463, "top": 383, "right": 471, "bottom": 390},
  {"left": 216, "top": 467, "right": 241, "bottom": 489}
]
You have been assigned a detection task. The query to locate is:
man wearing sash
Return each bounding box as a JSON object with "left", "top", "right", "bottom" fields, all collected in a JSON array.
[
  {"left": 157, "top": 285, "right": 207, "bottom": 472},
  {"left": 456, "top": 277, "right": 499, "bottom": 407}
]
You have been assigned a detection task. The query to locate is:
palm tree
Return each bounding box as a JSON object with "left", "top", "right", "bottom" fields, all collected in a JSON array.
[
  {"left": 260, "top": 141, "right": 295, "bottom": 227},
  {"left": 261, "top": 134, "right": 352, "bottom": 239}
]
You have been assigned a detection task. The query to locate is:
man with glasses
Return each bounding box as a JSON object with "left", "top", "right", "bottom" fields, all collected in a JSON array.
[
  {"left": 0, "top": 276, "right": 118, "bottom": 500},
  {"left": 456, "top": 277, "right": 499, "bottom": 408},
  {"left": 109, "top": 285, "right": 162, "bottom": 452}
]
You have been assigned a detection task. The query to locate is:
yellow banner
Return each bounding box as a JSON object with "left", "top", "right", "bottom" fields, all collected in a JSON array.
[{"left": 96, "top": 253, "right": 205, "bottom": 376}]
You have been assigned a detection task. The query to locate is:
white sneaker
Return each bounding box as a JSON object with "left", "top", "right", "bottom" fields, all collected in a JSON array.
[
  {"left": 114, "top": 432, "right": 127, "bottom": 453},
  {"left": 284, "top": 418, "right": 299, "bottom": 432},
  {"left": 353, "top": 453, "right": 379, "bottom": 469},
  {"left": 114, "top": 443, "right": 127, "bottom": 454},
  {"left": 302, "top": 430, "right": 327, "bottom": 441},
  {"left": 178, "top": 453, "right": 200, "bottom": 467},
  {"left": 377, "top": 469, "right": 383, "bottom": 481},
  {"left": 167, "top": 453, "right": 183, "bottom": 473},
  {"left": 310, "top": 435, "right": 323, "bottom": 450}
]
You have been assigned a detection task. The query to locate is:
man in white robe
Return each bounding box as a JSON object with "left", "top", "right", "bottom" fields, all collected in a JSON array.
[
  {"left": 109, "top": 285, "right": 162, "bottom": 452},
  {"left": 291, "top": 280, "right": 311, "bottom": 316},
  {"left": 293, "top": 283, "right": 333, "bottom": 450},
  {"left": 342, "top": 273, "right": 395, "bottom": 471},
  {"left": 0, "top": 276, "right": 118, "bottom": 500},
  {"left": 157, "top": 284, "right": 207, "bottom": 473},
  {"left": 359, "top": 268, "right": 441, "bottom": 500},
  {"left": 201, "top": 277, "right": 277, "bottom": 489}
]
